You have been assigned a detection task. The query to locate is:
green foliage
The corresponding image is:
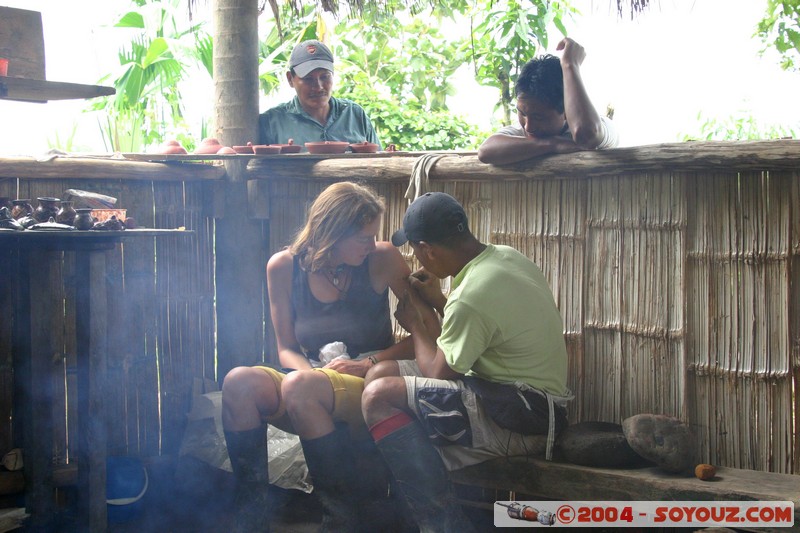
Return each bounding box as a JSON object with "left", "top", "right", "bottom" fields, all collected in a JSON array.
[
  {"left": 757, "top": 0, "right": 800, "bottom": 70},
  {"left": 343, "top": 74, "right": 484, "bottom": 150},
  {"left": 330, "top": 12, "right": 486, "bottom": 149},
  {"left": 464, "top": 0, "right": 575, "bottom": 123},
  {"left": 680, "top": 112, "right": 799, "bottom": 141},
  {"left": 88, "top": 0, "right": 212, "bottom": 152},
  {"left": 256, "top": 0, "right": 570, "bottom": 149}
]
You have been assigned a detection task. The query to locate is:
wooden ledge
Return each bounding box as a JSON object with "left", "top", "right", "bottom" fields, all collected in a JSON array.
[
  {"left": 450, "top": 456, "right": 799, "bottom": 518},
  {"left": 0, "top": 77, "right": 115, "bottom": 102},
  {"left": 0, "top": 155, "right": 226, "bottom": 181},
  {"left": 245, "top": 140, "right": 800, "bottom": 182}
]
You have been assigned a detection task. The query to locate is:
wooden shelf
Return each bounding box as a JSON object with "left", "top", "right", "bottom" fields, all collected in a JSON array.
[{"left": 0, "top": 76, "right": 115, "bottom": 103}]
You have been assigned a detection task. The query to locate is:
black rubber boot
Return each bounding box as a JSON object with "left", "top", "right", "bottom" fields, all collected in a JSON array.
[
  {"left": 375, "top": 421, "right": 476, "bottom": 533},
  {"left": 225, "top": 427, "right": 271, "bottom": 533},
  {"left": 301, "top": 424, "right": 362, "bottom": 532}
]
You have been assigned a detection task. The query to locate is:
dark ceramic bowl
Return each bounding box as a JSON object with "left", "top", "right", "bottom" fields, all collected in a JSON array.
[{"left": 305, "top": 141, "right": 350, "bottom": 154}]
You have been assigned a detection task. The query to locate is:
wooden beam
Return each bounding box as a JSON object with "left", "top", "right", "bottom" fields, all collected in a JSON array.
[
  {"left": 246, "top": 140, "right": 800, "bottom": 182},
  {"left": 0, "top": 157, "right": 226, "bottom": 181},
  {"left": 0, "top": 77, "right": 115, "bottom": 103},
  {"left": 451, "top": 457, "right": 800, "bottom": 517}
]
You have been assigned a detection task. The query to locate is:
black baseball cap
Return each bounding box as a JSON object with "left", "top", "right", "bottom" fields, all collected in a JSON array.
[{"left": 391, "top": 192, "right": 469, "bottom": 246}]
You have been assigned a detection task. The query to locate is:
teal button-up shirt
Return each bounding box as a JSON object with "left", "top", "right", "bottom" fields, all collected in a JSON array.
[{"left": 258, "top": 96, "right": 381, "bottom": 150}]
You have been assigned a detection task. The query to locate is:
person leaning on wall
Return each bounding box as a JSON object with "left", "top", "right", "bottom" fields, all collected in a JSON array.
[
  {"left": 259, "top": 39, "right": 382, "bottom": 149},
  {"left": 221, "top": 182, "right": 420, "bottom": 532},
  {"left": 478, "top": 37, "right": 618, "bottom": 165}
]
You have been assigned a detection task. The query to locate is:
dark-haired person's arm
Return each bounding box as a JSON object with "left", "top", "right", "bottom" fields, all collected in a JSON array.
[
  {"left": 558, "top": 38, "right": 607, "bottom": 149},
  {"left": 477, "top": 132, "right": 582, "bottom": 165}
]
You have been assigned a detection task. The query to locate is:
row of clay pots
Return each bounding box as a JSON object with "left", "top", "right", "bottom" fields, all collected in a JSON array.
[{"left": 156, "top": 138, "right": 383, "bottom": 155}]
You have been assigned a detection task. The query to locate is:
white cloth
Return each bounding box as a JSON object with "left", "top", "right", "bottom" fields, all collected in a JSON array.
[{"left": 404, "top": 153, "right": 451, "bottom": 201}]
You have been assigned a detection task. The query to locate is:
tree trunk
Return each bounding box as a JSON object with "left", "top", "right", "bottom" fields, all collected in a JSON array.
[{"left": 213, "top": 0, "right": 266, "bottom": 381}]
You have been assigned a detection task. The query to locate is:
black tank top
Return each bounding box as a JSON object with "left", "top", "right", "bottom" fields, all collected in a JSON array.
[{"left": 291, "top": 254, "right": 394, "bottom": 361}]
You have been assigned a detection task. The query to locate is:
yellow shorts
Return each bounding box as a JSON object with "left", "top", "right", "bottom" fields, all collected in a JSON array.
[{"left": 254, "top": 366, "right": 368, "bottom": 440}]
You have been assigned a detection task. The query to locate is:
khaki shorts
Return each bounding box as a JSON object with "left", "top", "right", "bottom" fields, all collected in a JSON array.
[
  {"left": 254, "top": 366, "right": 369, "bottom": 441},
  {"left": 397, "top": 360, "right": 548, "bottom": 471}
]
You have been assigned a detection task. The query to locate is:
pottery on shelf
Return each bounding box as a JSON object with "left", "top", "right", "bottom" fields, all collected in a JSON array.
[
  {"left": 232, "top": 142, "right": 255, "bottom": 154},
  {"left": 56, "top": 200, "right": 77, "bottom": 225},
  {"left": 193, "top": 138, "right": 223, "bottom": 155},
  {"left": 74, "top": 208, "right": 95, "bottom": 230},
  {"left": 305, "top": 141, "right": 350, "bottom": 154},
  {"left": 350, "top": 141, "right": 379, "bottom": 153},
  {"left": 216, "top": 146, "right": 236, "bottom": 155},
  {"left": 157, "top": 140, "right": 188, "bottom": 155},
  {"left": 34, "top": 197, "right": 61, "bottom": 223},
  {"left": 252, "top": 145, "right": 282, "bottom": 155},
  {"left": 11, "top": 199, "right": 33, "bottom": 220},
  {"left": 0, "top": 207, "right": 23, "bottom": 230}
]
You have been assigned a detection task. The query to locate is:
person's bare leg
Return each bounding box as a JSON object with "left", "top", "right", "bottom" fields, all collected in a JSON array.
[
  {"left": 364, "top": 360, "right": 401, "bottom": 387},
  {"left": 222, "top": 366, "right": 280, "bottom": 430},
  {"left": 282, "top": 370, "right": 359, "bottom": 530},
  {"left": 281, "top": 370, "right": 336, "bottom": 439},
  {"left": 221, "top": 366, "right": 280, "bottom": 533},
  {"left": 363, "top": 376, "right": 476, "bottom": 532}
]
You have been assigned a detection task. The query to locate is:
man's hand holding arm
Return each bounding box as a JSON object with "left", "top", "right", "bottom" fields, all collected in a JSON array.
[{"left": 394, "top": 289, "right": 460, "bottom": 380}]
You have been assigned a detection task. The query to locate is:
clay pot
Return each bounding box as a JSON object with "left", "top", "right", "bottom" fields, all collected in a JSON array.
[
  {"left": 216, "top": 146, "right": 236, "bottom": 155},
  {"left": 305, "top": 141, "right": 349, "bottom": 154},
  {"left": 270, "top": 138, "right": 302, "bottom": 154},
  {"left": 193, "top": 138, "right": 223, "bottom": 155},
  {"left": 56, "top": 200, "right": 77, "bottom": 226},
  {"left": 232, "top": 142, "right": 254, "bottom": 154},
  {"left": 34, "top": 197, "right": 61, "bottom": 223},
  {"left": 350, "top": 141, "right": 379, "bottom": 153},
  {"left": 252, "top": 145, "right": 282, "bottom": 155},
  {"left": 74, "top": 208, "right": 94, "bottom": 230},
  {"left": 11, "top": 199, "right": 33, "bottom": 220},
  {"left": 0, "top": 207, "right": 23, "bottom": 230},
  {"left": 157, "top": 140, "right": 188, "bottom": 155}
]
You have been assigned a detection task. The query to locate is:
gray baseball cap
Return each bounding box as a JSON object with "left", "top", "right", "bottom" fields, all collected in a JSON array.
[{"left": 289, "top": 40, "right": 334, "bottom": 78}]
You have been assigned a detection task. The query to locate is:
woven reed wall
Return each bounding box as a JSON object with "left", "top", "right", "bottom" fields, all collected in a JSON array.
[
  {"left": 265, "top": 169, "right": 798, "bottom": 475},
  {"left": 0, "top": 146, "right": 797, "bottom": 479}
]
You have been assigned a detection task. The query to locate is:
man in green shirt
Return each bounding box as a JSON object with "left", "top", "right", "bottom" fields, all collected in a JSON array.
[
  {"left": 362, "top": 192, "right": 571, "bottom": 531},
  {"left": 258, "top": 40, "right": 381, "bottom": 149}
]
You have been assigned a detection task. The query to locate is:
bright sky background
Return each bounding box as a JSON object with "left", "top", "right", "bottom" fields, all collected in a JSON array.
[{"left": 0, "top": 0, "right": 798, "bottom": 155}]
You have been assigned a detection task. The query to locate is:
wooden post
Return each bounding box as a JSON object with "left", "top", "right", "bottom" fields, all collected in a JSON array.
[{"left": 213, "top": 0, "right": 267, "bottom": 379}]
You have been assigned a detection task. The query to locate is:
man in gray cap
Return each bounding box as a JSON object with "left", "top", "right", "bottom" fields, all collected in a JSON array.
[{"left": 259, "top": 39, "right": 381, "bottom": 149}]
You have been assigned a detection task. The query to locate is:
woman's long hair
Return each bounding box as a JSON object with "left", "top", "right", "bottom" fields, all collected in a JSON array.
[{"left": 289, "top": 182, "right": 385, "bottom": 272}]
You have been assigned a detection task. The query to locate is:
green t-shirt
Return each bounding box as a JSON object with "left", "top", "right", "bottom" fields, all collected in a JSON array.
[
  {"left": 438, "top": 244, "right": 568, "bottom": 395},
  {"left": 258, "top": 96, "right": 381, "bottom": 149}
]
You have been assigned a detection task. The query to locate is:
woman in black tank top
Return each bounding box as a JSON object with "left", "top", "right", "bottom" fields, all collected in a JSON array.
[{"left": 221, "top": 182, "right": 416, "bottom": 530}]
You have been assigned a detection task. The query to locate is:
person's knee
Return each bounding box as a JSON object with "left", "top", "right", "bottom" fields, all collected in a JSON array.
[
  {"left": 364, "top": 360, "right": 399, "bottom": 385},
  {"left": 282, "top": 370, "right": 327, "bottom": 414},
  {"left": 222, "top": 366, "right": 258, "bottom": 406},
  {"left": 362, "top": 377, "right": 403, "bottom": 422}
]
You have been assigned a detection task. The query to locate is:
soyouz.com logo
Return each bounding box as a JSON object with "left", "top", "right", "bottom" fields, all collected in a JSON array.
[{"left": 494, "top": 501, "right": 794, "bottom": 527}]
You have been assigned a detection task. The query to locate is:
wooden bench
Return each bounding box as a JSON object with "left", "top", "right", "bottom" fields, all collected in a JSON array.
[{"left": 451, "top": 457, "right": 800, "bottom": 527}]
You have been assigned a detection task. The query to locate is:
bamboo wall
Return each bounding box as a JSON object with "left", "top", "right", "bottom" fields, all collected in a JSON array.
[
  {"left": 253, "top": 142, "right": 800, "bottom": 475},
  {"left": 0, "top": 141, "right": 797, "bottom": 483}
]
